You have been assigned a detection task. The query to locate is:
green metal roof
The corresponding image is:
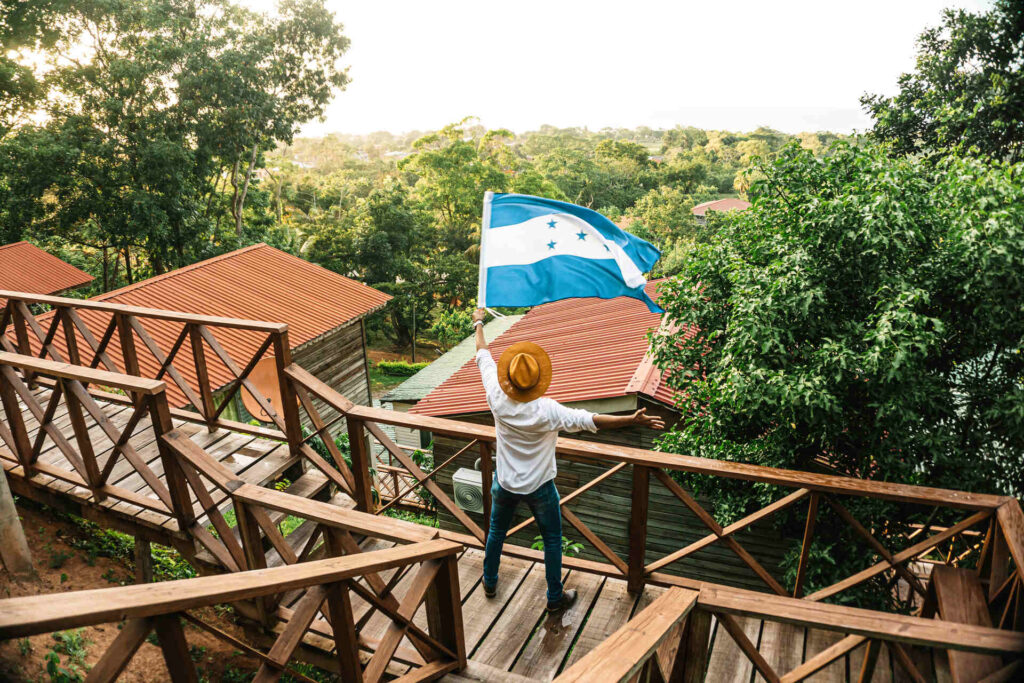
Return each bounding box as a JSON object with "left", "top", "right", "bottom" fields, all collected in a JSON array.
[{"left": 381, "top": 315, "right": 524, "bottom": 403}]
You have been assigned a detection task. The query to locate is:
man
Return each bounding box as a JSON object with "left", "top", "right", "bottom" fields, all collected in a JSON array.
[{"left": 472, "top": 308, "right": 665, "bottom": 612}]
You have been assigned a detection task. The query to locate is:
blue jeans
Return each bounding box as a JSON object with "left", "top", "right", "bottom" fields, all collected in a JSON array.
[{"left": 483, "top": 479, "right": 563, "bottom": 604}]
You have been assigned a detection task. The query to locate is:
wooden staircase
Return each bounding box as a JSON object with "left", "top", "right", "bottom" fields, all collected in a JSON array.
[{"left": 194, "top": 467, "right": 355, "bottom": 571}]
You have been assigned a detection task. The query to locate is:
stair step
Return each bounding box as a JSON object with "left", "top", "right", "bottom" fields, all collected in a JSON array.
[{"left": 265, "top": 469, "right": 331, "bottom": 527}]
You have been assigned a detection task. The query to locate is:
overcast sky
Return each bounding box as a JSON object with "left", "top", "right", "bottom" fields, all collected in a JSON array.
[{"left": 241, "top": 0, "right": 991, "bottom": 136}]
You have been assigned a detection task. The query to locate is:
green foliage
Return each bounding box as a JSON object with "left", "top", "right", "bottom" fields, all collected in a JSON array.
[
  {"left": 0, "top": 0, "right": 349, "bottom": 274},
  {"left": 376, "top": 360, "right": 430, "bottom": 377},
  {"left": 44, "top": 651, "right": 83, "bottom": 683},
  {"left": 382, "top": 508, "right": 440, "bottom": 528},
  {"left": 531, "top": 535, "right": 584, "bottom": 557},
  {"left": 863, "top": 0, "right": 1024, "bottom": 161},
  {"left": 651, "top": 141, "right": 1024, "bottom": 605},
  {"left": 46, "top": 547, "right": 72, "bottom": 569},
  {"left": 19, "top": 638, "right": 32, "bottom": 656},
  {"left": 430, "top": 308, "right": 473, "bottom": 352}
]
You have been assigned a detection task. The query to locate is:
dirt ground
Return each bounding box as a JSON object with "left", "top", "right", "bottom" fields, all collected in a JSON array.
[{"left": 0, "top": 503, "right": 274, "bottom": 682}]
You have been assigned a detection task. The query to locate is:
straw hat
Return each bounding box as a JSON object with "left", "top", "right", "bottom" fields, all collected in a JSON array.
[{"left": 497, "top": 341, "right": 552, "bottom": 402}]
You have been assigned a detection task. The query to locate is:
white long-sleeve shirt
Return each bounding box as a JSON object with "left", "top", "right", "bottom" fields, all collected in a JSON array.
[{"left": 476, "top": 349, "right": 597, "bottom": 494}]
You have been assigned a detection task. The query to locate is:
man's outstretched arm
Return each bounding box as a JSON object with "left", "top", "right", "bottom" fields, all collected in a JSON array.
[
  {"left": 473, "top": 308, "right": 488, "bottom": 351},
  {"left": 594, "top": 408, "right": 665, "bottom": 431}
]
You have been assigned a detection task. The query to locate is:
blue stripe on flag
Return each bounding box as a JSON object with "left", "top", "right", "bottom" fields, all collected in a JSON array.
[
  {"left": 489, "top": 193, "right": 661, "bottom": 273},
  {"left": 484, "top": 255, "right": 663, "bottom": 313}
]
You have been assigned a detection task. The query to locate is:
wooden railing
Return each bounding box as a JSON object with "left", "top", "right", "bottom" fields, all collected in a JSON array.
[
  {"left": 555, "top": 583, "right": 1024, "bottom": 683},
  {"left": 280, "top": 364, "right": 1024, "bottom": 624},
  {"left": 0, "top": 538, "right": 466, "bottom": 683},
  {"left": 0, "top": 351, "right": 196, "bottom": 530},
  {"left": 0, "top": 289, "right": 298, "bottom": 443}
]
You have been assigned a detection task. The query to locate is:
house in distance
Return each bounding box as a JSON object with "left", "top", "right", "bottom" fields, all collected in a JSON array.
[
  {"left": 691, "top": 197, "right": 751, "bottom": 225},
  {"left": 43, "top": 243, "right": 390, "bottom": 426},
  {"left": 0, "top": 241, "right": 94, "bottom": 301}
]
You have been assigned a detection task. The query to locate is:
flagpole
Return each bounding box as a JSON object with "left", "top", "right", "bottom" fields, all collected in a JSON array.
[{"left": 477, "top": 190, "right": 493, "bottom": 309}]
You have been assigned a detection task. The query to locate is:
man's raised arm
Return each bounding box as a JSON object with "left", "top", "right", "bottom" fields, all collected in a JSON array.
[
  {"left": 594, "top": 408, "right": 666, "bottom": 431},
  {"left": 473, "top": 308, "right": 488, "bottom": 352}
]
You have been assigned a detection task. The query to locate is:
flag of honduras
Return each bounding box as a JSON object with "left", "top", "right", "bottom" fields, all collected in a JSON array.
[{"left": 477, "top": 192, "right": 663, "bottom": 313}]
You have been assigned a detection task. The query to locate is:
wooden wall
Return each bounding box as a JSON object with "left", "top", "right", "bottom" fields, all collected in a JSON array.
[
  {"left": 431, "top": 398, "right": 789, "bottom": 593},
  {"left": 291, "top": 318, "right": 372, "bottom": 431}
]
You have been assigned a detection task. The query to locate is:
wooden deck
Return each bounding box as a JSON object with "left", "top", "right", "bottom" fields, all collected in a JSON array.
[{"left": 0, "top": 385, "right": 297, "bottom": 539}]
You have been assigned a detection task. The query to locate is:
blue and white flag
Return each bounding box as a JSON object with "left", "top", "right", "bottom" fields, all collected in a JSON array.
[{"left": 477, "top": 192, "right": 663, "bottom": 313}]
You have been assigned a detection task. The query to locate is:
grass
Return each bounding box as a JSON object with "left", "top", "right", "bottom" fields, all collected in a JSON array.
[{"left": 368, "top": 364, "right": 410, "bottom": 394}]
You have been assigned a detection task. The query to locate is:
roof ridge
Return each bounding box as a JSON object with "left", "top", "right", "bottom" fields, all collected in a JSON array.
[
  {"left": 90, "top": 243, "right": 269, "bottom": 302},
  {"left": 0, "top": 241, "right": 31, "bottom": 252}
]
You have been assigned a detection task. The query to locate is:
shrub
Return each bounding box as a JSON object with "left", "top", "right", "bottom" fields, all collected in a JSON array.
[{"left": 376, "top": 360, "right": 429, "bottom": 376}]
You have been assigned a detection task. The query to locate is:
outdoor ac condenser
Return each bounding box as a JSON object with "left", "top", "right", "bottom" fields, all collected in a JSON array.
[{"left": 452, "top": 467, "right": 484, "bottom": 514}]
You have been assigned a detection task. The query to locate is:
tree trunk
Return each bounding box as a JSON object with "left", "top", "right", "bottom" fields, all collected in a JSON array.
[
  {"left": 111, "top": 251, "right": 121, "bottom": 289},
  {"left": 123, "top": 247, "right": 133, "bottom": 284},
  {"left": 0, "top": 469, "right": 35, "bottom": 580},
  {"left": 102, "top": 246, "right": 109, "bottom": 291},
  {"left": 235, "top": 143, "right": 259, "bottom": 236}
]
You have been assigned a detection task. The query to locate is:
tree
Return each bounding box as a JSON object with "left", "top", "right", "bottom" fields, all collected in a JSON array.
[
  {"left": 862, "top": 0, "right": 1024, "bottom": 161},
  {"left": 430, "top": 308, "right": 473, "bottom": 352},
  {"left": 0, "top": 0, "right": 349, "bottom": 280},
  {"left": 651, "top": 142, "right": 1024, "bottom": 604},
  {"left": 306, "top": 178, "right": 431, "bottom": 346}
]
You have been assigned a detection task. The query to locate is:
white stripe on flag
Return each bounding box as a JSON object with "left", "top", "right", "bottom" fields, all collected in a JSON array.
[{"left": 482, "top": 213, "right": 646, "bottom": 288}]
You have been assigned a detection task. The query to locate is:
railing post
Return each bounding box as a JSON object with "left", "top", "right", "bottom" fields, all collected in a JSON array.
[
  {"left": 0, "top": 367, "right": 34, "bottom": 470},
  {"left": 672, "top": 607, "right": 712, "bottom": 683},
  {"left": 628, "top": 464, "right": 651, "bottom": 593},
  {"left": 234, "top": 500, "right": 272, "bottom": 626},
  {"left": 187, "top": 324, "right": 217, "bottom": 430},
  {"left": 479, "top": 441, "right": 493, "bottom": 533},
  {"left": 794, "top": 492, "right": 819, "bottom": 598},
  {"left": 347, "top": 417, "right": 376, "bottom": 513},
  {"left": 10, "top": 300, "right": 35, "bottom": 385},
  {"left": 271, "top": 330, "right": 305, "bottom": 456},
  {"left": 148, "top": 392, "right": 195, "bottom": 530},
  {"left": 427, "top": 553, "right": 468, "bottom": 671}
]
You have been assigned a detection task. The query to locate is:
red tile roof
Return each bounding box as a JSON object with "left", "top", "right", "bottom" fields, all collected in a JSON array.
[
  {"left": 0, "top": 242, "right": 94, "bottom": 296},
  {"left": 34, "top": 244, "right": 390, "bottom": 408},
  {"left": 411, "top": 281, "right": 691, "bottom": 417},
  {"left": 691, "top": 198, "right": 751, "bottom": 217}
]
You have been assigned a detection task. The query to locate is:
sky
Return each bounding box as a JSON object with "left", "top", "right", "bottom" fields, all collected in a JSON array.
[{"left": 239, "top": 0, "right": 991, "bottom": 137}]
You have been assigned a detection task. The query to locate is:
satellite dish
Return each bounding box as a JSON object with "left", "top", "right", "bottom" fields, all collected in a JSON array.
[{"left": 241, "top": 356, "right": 286, "bottom": 423}]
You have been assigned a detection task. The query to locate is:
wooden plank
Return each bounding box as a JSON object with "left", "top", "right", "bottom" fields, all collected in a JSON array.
[
  {"left": 153, "top": 615, "right": 199, "bottom": 683},
  {"left": 0, "top": 351, "right": 165, "bottom": 394},
  {"left": 930, "top": 566, "right": 1002, "bottom": 682},
  {"left": 474, "top": 563, "right": 565, "bottom": 669},
  {"left": 0, "top": 290, "right": 287, "bottom": 332},
  {"left": 674, "top": 607, "right": 713, "bottom": 683},
  {"left": 512, "top": 570, "right": 604, "bottom": 680},
  {"left": 801, "top": 628, "right": 847, "bottom": 683},
  {"left": 562, "top": 578, "right": 639, "bottom": 670},
  {"left": 628, "top": 465, "right": 650, "bottom": 592},
  {"left": 699, "top": 583, "right": 1024, "bottom": 655},
  {"left": 781, "top": 634, "right": 864, "bottom": 683},
  {"left": 0, "top": 539, "right": 462, "bottom": 637},
  {"left": 850, "top": 640, "right": 891, "bottom": 683},
  {"left": 324, "top": 581, "right": 364, "bottom": 683},
  {"left": 705, "top": 615, "right": 760, "bottom": 683},
  {"left": 716, "top": 613, "right": 780, "bottom": 683},
  {"left": 427, "top": 554, "right": 468, "bottom": 669},
  {"left": 462, "top": 555, "right": 534, "bottom": 653},
  {"left": 84, "top": 617, "right": 153, "bottom": 683},
  {"left": 758, "top": 621, "right": 806, "bottom": 682},
  {"left": 233, "top": 483, "right": 437, "bottom": 544},
  {"left": 554, "top": 587, "right": 697, "bottom": 683}
]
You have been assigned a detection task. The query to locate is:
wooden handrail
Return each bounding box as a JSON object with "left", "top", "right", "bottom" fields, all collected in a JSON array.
[
  {"left": 0, "top": 538, "right": 461, "bottom": 638},
  {"left": 293, "top": 375, "right": 1008, "bottom": 510},
  {"left": 0, "top": 351, "right": 165, "bottom": 395},
  {"left": 0, "top": 290, "right": 288, "bottom": 333}
]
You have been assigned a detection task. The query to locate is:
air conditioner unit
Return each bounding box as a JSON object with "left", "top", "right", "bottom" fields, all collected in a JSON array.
[{"left": 453, "top": 467, "right": 483, "bottom": 514}]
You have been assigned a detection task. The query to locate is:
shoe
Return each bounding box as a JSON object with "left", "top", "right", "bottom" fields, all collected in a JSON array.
[
  {"left": 483, "top": 581, "right": 497, "bottom": 598},
  {"left": 547, "top": 589, "right": 577, "bottom": 613}
]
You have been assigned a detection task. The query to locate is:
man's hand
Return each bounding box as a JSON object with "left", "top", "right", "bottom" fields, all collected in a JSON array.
[
  {"left": 473, "top": 308, "right": 487, "bottom": 324},
  {"left": 630, "top": 408, "right": 665, "bottom": 430}
]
